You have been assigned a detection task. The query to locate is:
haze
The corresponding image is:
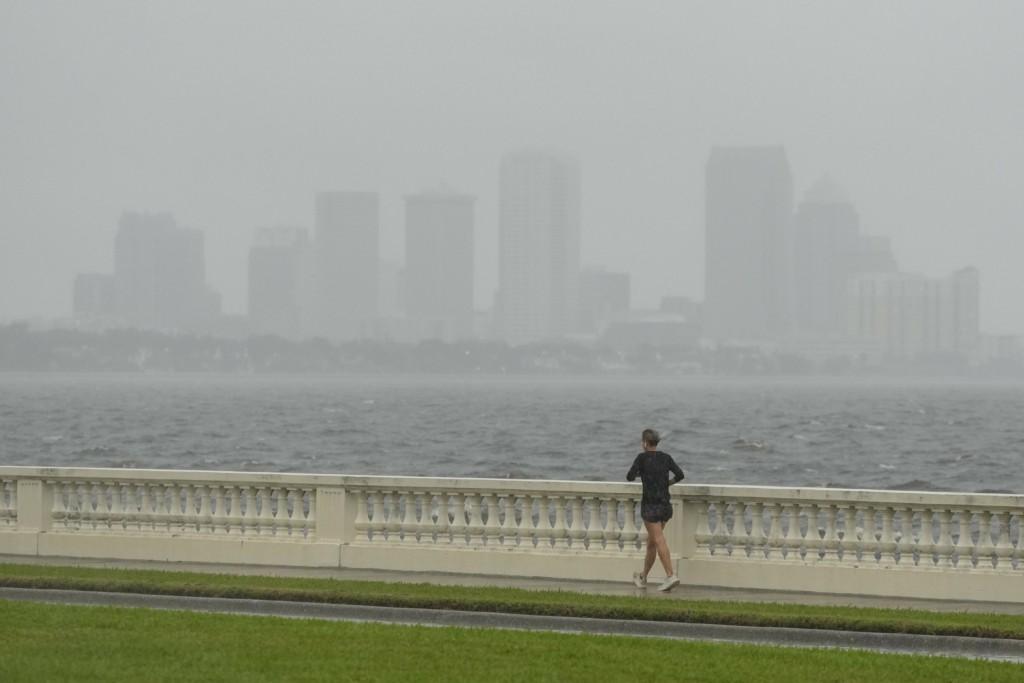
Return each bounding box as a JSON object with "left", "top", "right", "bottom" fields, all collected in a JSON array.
[{"left": 1, "top": 0, "right": 1022, "bottom": 335}]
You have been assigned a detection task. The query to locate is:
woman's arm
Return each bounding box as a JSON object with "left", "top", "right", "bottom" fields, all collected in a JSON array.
[
  {"left": 667, "top": 454, "right": 685, "bottom": 485},
  {"left": 626, "top": 454, "right": 642, "bottom": 481}
]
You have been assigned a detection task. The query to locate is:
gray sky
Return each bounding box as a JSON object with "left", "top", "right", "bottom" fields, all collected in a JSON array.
[{"left": 2, "top": 0, "right": 1022, "bottom": 333}]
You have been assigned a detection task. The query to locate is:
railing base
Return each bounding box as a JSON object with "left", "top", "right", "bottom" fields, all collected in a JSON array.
[{"left": 678, "top": 558, "right": 1024, "bottom": 604}]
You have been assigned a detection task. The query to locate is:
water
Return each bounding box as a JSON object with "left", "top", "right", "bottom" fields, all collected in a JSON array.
[{"left": 1, "top": 374, "right": 1022, "bottom": 493}]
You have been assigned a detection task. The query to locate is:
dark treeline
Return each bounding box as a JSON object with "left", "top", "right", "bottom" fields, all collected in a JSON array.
[{"left": 0, "top": 324, "right": 1020, "bottom": 377}]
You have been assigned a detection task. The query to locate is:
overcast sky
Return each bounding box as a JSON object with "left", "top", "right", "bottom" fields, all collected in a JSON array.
[{"left": 1, "top": 1, "right": 1021, "bottom": 333}]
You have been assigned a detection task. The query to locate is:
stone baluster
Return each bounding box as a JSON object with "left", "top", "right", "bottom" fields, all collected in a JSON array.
[
  {"left": 995, "top": 511, "right": 1014, "bottom": 571},
  {"left": 620, "top": 498, "right": 638, "bottom": 551},
  {"left": 601, "top": 497, "right": 620, "bottom": 552},
  {"left": 353, "top": 490, "right": 371, "bottom": 543},
  {"left": 197, "top": 485, "right": 213, "bottom": 535},
  {"left": 763, "top": 503, "right": 782, "bottom": 560},
  {"left": 918, "top": 509, "right": 936, "bottom": 567},
  {"left": 430, "top": 492, "right": 449, "bottom": 545},
  {"left": 500, "top": 494, "right": 519, "bottom": 547},
  {"left": 133, "top": 484, "right": 148, "bottom": 533},
  {"left": 534, "top": 495, "right": 554, "bottom": 550},
  {"left": 548, "top": 496, "right": 567, "bottom": 550},
  {"left": 241, "top": 486, "right": 257, "bottom": 535},
  {"left": 694, "top": 501, "right": 713, "bottom": 557},
  {"left": 49, "top": 482, "right": 66, "bottom": 529},
  {"left": 210, "top": 486, "right": 227, "bottom": 535},
  {"left": 778, "top": 504, "right": 798, "bottom": 561},
  {"left": 819, "top": 504, "right": 839, "bottom": 563},
  {"left": 449, "top": 493, "right": 467, "bottom": 546},
  {"left": 87, "top": 482, "right": 103, "bottom": 531},
  {"left": 257, "top": 486, "right": 275, "bottom": 536},
  {"left": 585, "top": 497, "right": 604, "bottom": 552},
  {"left": 302, "top": 488, "right": 315, "bottom": 537},
  {"left": 110, "top": 482, "right": 127, "bottom": 531},
  {"left": 837, "top": 504, "right": 855, "bottom": 564},
  {"left": 936, "top": 509, "right": 955, "bottom": 568},
  {"left": 483, "top": 494, "right": 502, "bottom": 546},
  {"left": 878, "top": 507, "right": 897, "bottom": 565},
  {"left": 1013, "top": 512, "right": 1022, "bottom": 568},
  {"left": 807, "top": 504, "right": 826, "bottom": 562},
  {"left": 954, "top": 508, "right": 974, "bottom": 568},
  {"left": 399, "top": 491, "right": 418, "bottom": 544},
  {"left": 226, "top": 486, "right": 242, "bottom": 535},
  {"left": 413, "top": 492, "right": 432, "bottom": 544},
  {"left": 466, "top": 493, "right": 485, "bottom": 546},
  {"left": 567, "top": 496, "right": 586, "bottom": 550},
  {"left": 976, "top": 510, "right": 994, "bottom": 570},
  {"left": 637, "top": 502, "right": 649, "bottom": 548},
  {"left": 749, "top": 502, "right": 766, "bottom": 560},
  {"left": 897, "top": 507, "right": 915, "bottom": 566},
  {"left": 383, "top": 491, "right": 401, "bottom": 543}
]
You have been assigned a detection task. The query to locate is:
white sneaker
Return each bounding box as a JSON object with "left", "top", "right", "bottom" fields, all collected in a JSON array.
[
  {"left": 657, "top": 575, "right": 680, "bottom": 593},
  {"left": 632, "top": 572, "right": 647, "bottom": 589}
]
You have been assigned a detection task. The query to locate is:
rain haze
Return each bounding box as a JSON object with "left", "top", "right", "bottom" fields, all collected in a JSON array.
[
  {"left": 2, "top": 0, "right": 1024, "bottom": 494},
  {"left": 1, "top": 0, "right": 1022, "bottom": 334}
]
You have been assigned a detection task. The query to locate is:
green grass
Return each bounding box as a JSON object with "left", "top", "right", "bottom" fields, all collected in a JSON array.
[
  {"left": 0, "top": 599, "right": 1021, "bottom": 682},
  {"left": 2, "top": 562, "right": 1024, "bottom": 641}
]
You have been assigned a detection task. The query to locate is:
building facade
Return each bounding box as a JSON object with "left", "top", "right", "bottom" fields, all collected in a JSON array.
[
  {"left": 314, "top": 191, "right": 379, "bottom": 340},
  {"left": 113, "top": 212, "right": 218, "bottom": 331},
  {"left": 497, "top": 150, "right": 581, "bottom": 344},
  {"left": 247, "top": 227, "right": 313, "bottom": 340},
  {"left": 704, "top": 146, "right": 794, "bottom": 341},
  {"left": 404, "top": 190, "right": 475, "bottom": 342}
]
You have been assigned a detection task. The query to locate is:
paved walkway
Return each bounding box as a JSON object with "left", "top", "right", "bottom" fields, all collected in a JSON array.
[
  {"left": 3, "top": 586, "right": 1023, "bottom": 663},
  {"left": 3, "top": 554, "right": 1024, "bottom": 615}
]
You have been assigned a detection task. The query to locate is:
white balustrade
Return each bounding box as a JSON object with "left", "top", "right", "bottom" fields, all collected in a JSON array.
[{"left": 0, "top": 467, "right": 1021, "bottom": 602}]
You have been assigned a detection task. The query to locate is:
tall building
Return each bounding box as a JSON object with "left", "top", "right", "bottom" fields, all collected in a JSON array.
[
  {"left": 314, "top": 191, "right": 379, "bottom": 340},
  {"left": 404, "top": 190, "right": 475, "bottom": 342},
  {"left": 73, "top": 274, "right": 116, "bottom": 317},
  {"left": 248, "top": 227, "right": 313, "bottom": 339},
  {"left": 578, "top": 267, "right": 630, "bottom": 335},
  {"left": 704, "top": 146, "right": 793, "bottom": 340},
  {"left": 848, "top": 267, "right": 980, "bottom": 357},
  {"left": 497, "top": 150, "right": 580, "bottom": 344},
  {"left": 793, "top": 176, "right": 862, "bottom": 336},
  {"left": 113, "top": 212, "right": 219, "bottom": 331}
]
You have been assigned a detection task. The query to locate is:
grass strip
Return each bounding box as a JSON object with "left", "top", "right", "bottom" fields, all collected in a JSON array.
[
  {"left": 2, "top": 599, "right": 1022, "bottom": 682},
  {"left": 2, "top": 562, "right": 1023, "bottom": 641}
]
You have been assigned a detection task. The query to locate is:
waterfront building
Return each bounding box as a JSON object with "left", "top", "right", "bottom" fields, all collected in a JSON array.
[
  {"left": 314, "top": 191, "right": 379, "bottom": 340},
  {"left": 578, "top": 267, "right": 630, "bottom": 336},
  {"left": 497, "top": 149, "right": 581, "bottom": 344},
  {"left": 247, "top": 227, "right": 313, "bottom": 340},
  {"left": 793, "top": 176, "right": 861, "bottom": 336},
  {"left": 72, "top": 273, "right": 116, "bottom": 318},
  {"left": 113, "top": 211, "right": 219, "bottom": 331},
  {"left": 404, "top": 190, "right": 475, "bottom": 342},
  {"left": 704, "top": 146, "right": 794, "bottom": 341},
  {"left": 848, "top": 267, "right": 980, "bottom": 357}
]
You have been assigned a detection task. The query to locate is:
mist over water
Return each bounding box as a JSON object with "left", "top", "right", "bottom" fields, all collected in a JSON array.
[{"left": 3, "top": 375, "right": 1021, "bottom": 494}]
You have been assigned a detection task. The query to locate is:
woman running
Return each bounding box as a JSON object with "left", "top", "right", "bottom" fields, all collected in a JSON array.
[{"left": 626, "top": 428, "right": 684, "bottom": 592}]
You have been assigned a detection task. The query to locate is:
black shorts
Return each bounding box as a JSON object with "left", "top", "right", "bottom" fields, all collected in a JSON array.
[{"left": 640, "top": 503, "right": 673, "bottom": 524}]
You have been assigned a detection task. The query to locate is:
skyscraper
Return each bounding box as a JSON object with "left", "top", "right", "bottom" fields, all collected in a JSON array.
[
  {"left": 248, "top": 227, "right": 313, "bottom": 340},
  {"left": 498, "top": 150, "right": 580, "bottom": 344},
  {"left": 113, "top": 211, "right": 218, "bottom": 331},
  {"left": 314, "top": 191, "right": 379, "bottom": 340},
  {"left": 793, "top": 176, "right": 861, "bottom": 336},
  {"left": 704, "top": 146, "right": 793, "bottom": 340},
  {"left": 404, "top": 190, "right": 475, "bottom": 342}
]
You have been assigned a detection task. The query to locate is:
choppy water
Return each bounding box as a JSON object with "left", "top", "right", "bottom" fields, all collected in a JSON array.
[{"left": 1, "top": 374, "right": 1022, "bottom": 493}]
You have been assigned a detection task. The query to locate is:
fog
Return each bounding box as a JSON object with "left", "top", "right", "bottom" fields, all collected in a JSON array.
[{"left": 1, "top": 0, "right": 1022, "bottom": 342}]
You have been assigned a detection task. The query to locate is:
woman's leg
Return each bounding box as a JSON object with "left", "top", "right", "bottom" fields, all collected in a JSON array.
[
  {"left": 642, "top": 522, "right": 658, "bottom": 578},
  {"left": 644, "top": 520, "right": 673, "bottom": 577}
]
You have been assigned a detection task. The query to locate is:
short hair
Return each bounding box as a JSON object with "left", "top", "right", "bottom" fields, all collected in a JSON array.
[{"left": 641, "top": 428, "right": 660, "bottom": 446}]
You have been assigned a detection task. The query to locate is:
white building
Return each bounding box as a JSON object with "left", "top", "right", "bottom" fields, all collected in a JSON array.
[
  {"left": 404, "top": 190, "right": 475, "bottom": 342},
  {"left": 497, "top": 150, "right": 580, "bottom": 344},
  {"left": 313, "top": 191, "right": 379, "bottom": 340},
  {"left": 704, "top": 146, "right": 794, "bottom": 341}
]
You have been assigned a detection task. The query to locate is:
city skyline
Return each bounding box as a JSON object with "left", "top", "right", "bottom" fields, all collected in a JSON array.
[{"left": 2, "top": 2, "right": 1022, "bottom": 334}]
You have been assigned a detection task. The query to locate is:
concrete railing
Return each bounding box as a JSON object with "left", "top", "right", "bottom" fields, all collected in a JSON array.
[{"left": 0, "top": 467, "right": 1021, "bottom": 603}]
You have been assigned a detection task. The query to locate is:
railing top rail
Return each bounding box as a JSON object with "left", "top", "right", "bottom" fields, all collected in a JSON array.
[
  {"left": 1, "top": 466, "right": 1021, "bottom": 508},
  {"left": 679, "top": 484, "right": 1024, "bottom": 509}
]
